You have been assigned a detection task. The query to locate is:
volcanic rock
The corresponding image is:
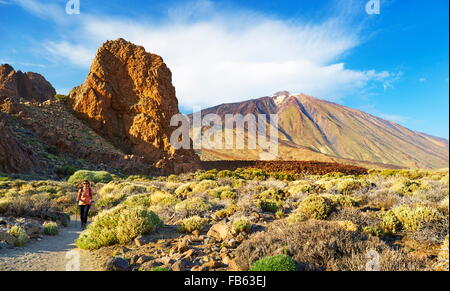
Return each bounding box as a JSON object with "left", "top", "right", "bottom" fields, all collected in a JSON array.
[
  {"left": 68, "top": 38, "right": 200, "bottom": 173},
  {"left": 0, "top": 64, "right": 56, "bottom": 102},
  {"left": 0, "top": 113, "right": 43, "bottom": 173}
]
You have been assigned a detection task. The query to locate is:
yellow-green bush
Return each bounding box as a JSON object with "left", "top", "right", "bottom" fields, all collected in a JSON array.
[
  {"left": 287, "top": 195, "right": 333, "bottom": 222},
  {"left": 322, "top": 194, "right": 361, "bottom": 208},
  {"left": 389, "top": 178, "right": 428, "bottom": 196},
  {"left": 122, "top": 193, "right": 152, "bottom": 208},
  {"left": 75, "top": 204, "right": 162, "bottom": 250},
  {"left": 174, "top": 197, "right": 212, "bottom": 214},
  {"left": 174, "top": 183, "right": 194, "bottom": 197},
  {"left": 177, "top": 216, "right": 208, "bottom": 233},
  {"left": 8, "top": 225, "right": 29, "bottom": 246},
  {"left": 68, "top": 170, "right": 113, "bottom": 184},
  {"left": 206, "top": 186, "right": 235, "bottom": 199},
  {"left": 381, "top": 205, "right": 444, "bottom": 234},
  {"left": 286, "top": 181, "right": 317, "bottom": 195},
  {"left": 43, "top": 221, "right": 59, "bottom": 236},
  {"left": 233, "top": 217, "right": 252, "bottom": 234},
  {"left": 149, "top": 191, "right": 180, "bottom": 206},
  {"left": 215, "top": 204, "right": 241, "bottom": 219},
  {"left": 192, "top": 180, "right": 219, "bottom": 193}
]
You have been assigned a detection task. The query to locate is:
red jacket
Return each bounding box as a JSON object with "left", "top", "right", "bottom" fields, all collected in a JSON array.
[{"left": 77, "top": 186, "right": 93, "bottom": 206}]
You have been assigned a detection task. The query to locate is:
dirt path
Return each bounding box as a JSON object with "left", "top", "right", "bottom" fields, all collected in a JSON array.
[{"left": 0, "top": 218, "right": 105, "bottom": 271}]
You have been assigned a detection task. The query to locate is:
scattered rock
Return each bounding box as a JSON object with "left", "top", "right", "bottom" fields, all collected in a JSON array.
[
  {"left": 182, "top": 249, "right": 196, "bottom": 259},
  {"left": 103, "top": 257, "right": 130, "bottom": 271},
  {"left": 177, "top": 239, "right": 189, "bottom": 253},
  {"left": 207, "top": 222, "right": 232, "bottom": 242},
  {"left": 134, "top": 236, "right": 146, "bottom": 247},
  {"left": 136, "top": 255, "right": 153, "bottom": 265},
  {"left": 191, "top": 265, "right": 208, "bottom": 272},
  {"left": 0, "top": 231, "right": 15, "bottom": 245},
  {"left": 171, "top": 260, "right": 186, "bottom": 271},
  {"left": 20, "top": 220, "right": 43, "bottom": 239}
]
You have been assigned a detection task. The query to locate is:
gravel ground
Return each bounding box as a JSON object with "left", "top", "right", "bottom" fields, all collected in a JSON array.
[{"left": 0, "top": 218, "right": 105, "bottom": 271}]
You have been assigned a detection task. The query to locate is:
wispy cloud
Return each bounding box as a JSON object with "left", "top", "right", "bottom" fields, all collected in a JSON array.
[
  {"left": 359, "top": 104, "right": 409, "bottom": 123},
  {"left": 11, "top": 0, "right": 400, "bottom": 108}
]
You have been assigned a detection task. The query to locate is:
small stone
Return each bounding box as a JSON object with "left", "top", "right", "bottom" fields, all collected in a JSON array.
[
  {"left": 136, "top": 255, "right": 152, "bottom": 265},
  {"left": 103, "top": 257, "right": 130, "bottom": 271},
  {"left": 202, "top": 260, "right": 221, "bottom": 269},
  {"left": 172, "top": 260, "right": 186, "bottom": 271},
  {"left": 134, "top": 236, "right": 146, "bottom": 247},
  {"left": 182, "top": 249, "right": 196, "bottom": 259},
  {"left": 177, "top": 240, "right": 189, "bottom": 252},
  {"left": 191, "top": 265, "right": 208, "bottom": 272}
]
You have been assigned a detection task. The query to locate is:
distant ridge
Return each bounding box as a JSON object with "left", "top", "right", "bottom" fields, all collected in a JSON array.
[{"left": 191, "top": 92, "right": 449, "bottom": 169}]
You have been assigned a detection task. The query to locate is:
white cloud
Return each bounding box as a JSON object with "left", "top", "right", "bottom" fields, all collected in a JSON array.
[
  {"left": 13, "top": 0, "right": 399, "bottom": 109},
  {"left": 419, "top": 77, "right": 426, "bottom": 83}
]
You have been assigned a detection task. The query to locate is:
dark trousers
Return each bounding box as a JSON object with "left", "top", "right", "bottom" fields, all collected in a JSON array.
[{"left": 79, "top": 205, "right": 91, "bottom": 225}]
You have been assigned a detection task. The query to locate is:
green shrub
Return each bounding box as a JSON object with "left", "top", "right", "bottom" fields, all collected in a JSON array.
[
  {"left": 233, "top": 217, "right": 252, "bottom": 234},
  {"left": 167, "top": 175, "right": 180, "bottom": 182},
  {"left": 381, "top": 205, "right": 444, "bottom": 234},
  {"left": 217, "top": 170, "right": 234, "bottom": 179},
  {"left": 122, "top": 193, "right": 153, "bottom": 208},
  {"left": 322, "top": 194, "right": 361, "bottom": 208},
  {"left": 174, "top": 197, "right": 212, "bottom": 214},
  {"left": 177, "top": 216, "right": 208, "bottom": 233},
  {"left": 174, "top": 183, "right": 194, "bottom": 197},
  {"left": 151, "top": 267, "right": 171, "bottom": 271},
  {"left": 150, "top": 191, "right": 180, "bottom": 206},
  {"left": 215, "top": 204, "right": 241, "bottom": 219},
  {"left": 363, "top": 225, "right": 386, "bottom": 238},
  {"left": 249, "top": 255, "right": 296, "bottom": 271},
  {"left": 259, "top": 199, "right": 282, "bottom": 213},
  {"left": 8, "top": 225, "right": 29, "bottom": 246},
  {"left": 75, "top": 205, "right": 163, "bottom": 250},
  {"left": 55, "top": 94, "right": 68, "bottom": 102},
  {"left": 43, "top": 221, "right": 59, "bottom": 236},
  {"left": 192, "top": 180, "right": 219, "bottom": 193},
  {"left": 97, "top": 193, "right": 126, "bottom": 209},
  {"left": 68, "top": 170, "right": 113, "bottom": 184},
  {"left": 287, "top": 195, "right": 333, "bottom": 222}
]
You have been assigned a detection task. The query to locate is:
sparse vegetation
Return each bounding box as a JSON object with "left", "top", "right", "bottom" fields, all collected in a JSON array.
[
  {"left": 0, "top": 167, "right": 447, "bottom": 271},
  {"left": 8, "top": 225, "right": 29, "bottom": 246},
  {"left": 43, "top": 221, "right": 59, "bottom": 236},
  {"left": 249, "top": 254, "right": 297, "bottom": 271},
  {"left": 68, "top": 170, "right": 114, "bottom": 184},
  {"left": 177, "top": 216, "right": 208, "bottom": 233}
]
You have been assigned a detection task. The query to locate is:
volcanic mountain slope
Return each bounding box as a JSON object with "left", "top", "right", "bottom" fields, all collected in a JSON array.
[{"left": 192, "top": 92, "right": 449, "bottom": 169}]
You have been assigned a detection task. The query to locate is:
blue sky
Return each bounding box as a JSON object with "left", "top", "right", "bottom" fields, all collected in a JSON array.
[{"left": 0, "top": 0, "right": 448, "bottom": 139}]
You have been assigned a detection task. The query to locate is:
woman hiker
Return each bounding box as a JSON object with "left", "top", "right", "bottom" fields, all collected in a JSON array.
[{"left": 76, "top": 180, "right": 94, "bottom": 229}]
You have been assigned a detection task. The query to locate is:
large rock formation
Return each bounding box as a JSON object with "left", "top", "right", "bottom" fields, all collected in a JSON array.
[
  {"left": 68, "top": 38, "right": 200, "bottom": 173},
  {"left": 0, "top": 64, "right": 56, "bottom": 102},
  {"left": 0, "top": 113, "right": 43, "bottom": 173}
]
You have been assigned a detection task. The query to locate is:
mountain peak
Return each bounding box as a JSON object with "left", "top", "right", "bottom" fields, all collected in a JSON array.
[{"left": 0, "top": 64, "right": 55, "bottom": 102}]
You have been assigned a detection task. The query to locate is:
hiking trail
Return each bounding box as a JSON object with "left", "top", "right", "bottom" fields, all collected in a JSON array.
[{"left": 0, "top": 218, "right": 104, "bottom": 271}]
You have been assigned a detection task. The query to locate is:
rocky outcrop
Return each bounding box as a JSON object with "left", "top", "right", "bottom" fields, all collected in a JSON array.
[
  {"left": 0, "top": 64, "right": 56, "bottom": 102},
  {"left": 68, "top": 38, "right": 200, "bottom": 174},
  {"left": 0, "top": 113, "right": 43, "bottom": 173}
]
